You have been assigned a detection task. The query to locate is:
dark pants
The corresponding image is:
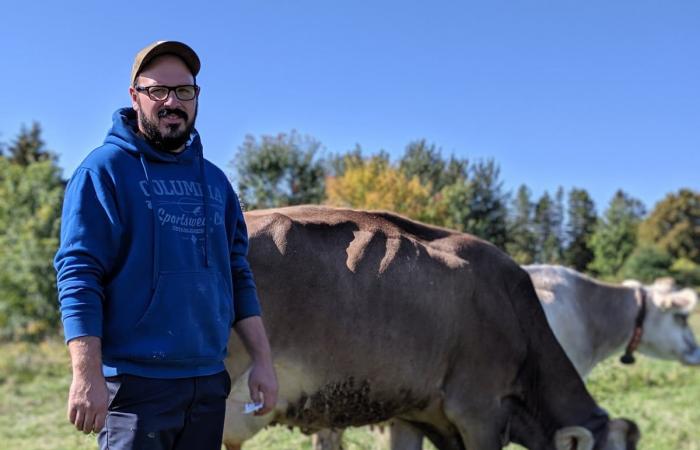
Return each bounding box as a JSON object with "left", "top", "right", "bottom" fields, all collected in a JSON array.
[{"left": 98, "top": 370, "right": 231, "bottom": 450}]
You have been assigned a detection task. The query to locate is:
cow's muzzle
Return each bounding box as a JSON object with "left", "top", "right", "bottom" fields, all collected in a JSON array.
[{"left": 682, "top": 346, "right": 700, "bottom": 365}]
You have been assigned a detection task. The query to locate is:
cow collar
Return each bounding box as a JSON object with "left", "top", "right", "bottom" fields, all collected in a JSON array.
[{"left": 620, "top": 288, "right": 647, "bottom": 365}]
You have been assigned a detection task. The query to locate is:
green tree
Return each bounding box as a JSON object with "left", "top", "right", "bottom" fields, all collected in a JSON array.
[
  {"left": 232, "top": 131, "right": 327, "bottom": 210},
  {"left": 6, "top": 122, "right": 56, "bottom": 166},
  {"left": 588, "top": 190, "right": 646, "bottom": 279},
  {"left": 428, "top": 179, "right": 473, "bottom": 232},
  {"left": 552, "top": 187, "right": 566, "bottom": 258},
  {"left": 564, "top": 188, "right": 597, "bottom": 271},
  {"left": 534, "top": 191, "right": 563, "bottom": 263},
  {"left": 398, "top": 140, "right": 468, "bottom": 194},
  {"left": 670, "top": 258, "right": 700, "bottom": 287},
  {"left": 0, "top": 128, "right": 64, "bottom": 340},
  {"left": 456, "top": 160, "right": 509, "bottom": 248},
  {"left": 619, "top": 244, "right": 673, "bottom": 283},
  {"left": 638, "top": 189, "right": 700, "bottom": 264},
  {"left": 506, "top": 184, "right": 537, "bottom": 264},
  {"left": 399, "top": 140, "right": 444, "bottom": 191},
  {"left": 397, "top": 139, "right": 470, "bottom": 229}
]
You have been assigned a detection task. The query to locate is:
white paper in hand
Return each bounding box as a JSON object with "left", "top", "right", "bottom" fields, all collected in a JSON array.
[{"left": 243, "top": 402, "right": 264, "bottom": 414}]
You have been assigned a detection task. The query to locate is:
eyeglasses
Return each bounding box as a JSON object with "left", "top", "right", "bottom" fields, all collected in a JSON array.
[{"left": 135, "top": 85, "right": 200, "bottom": 101}]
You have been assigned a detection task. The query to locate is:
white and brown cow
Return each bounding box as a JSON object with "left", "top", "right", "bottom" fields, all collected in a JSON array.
[{"left": 223, "top": 206, "right": 639, "bottom": 450}]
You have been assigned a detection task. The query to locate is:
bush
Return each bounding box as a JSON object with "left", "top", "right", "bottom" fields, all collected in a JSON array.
[
  {"left": 671, "top": 258, "right": 700, "bottom": 288},
  {"left": 0, "top": 157, "right": 64, "bottom": 341},
  {"left": 619, "top": 244, "right": 673, "bottom": 283}
]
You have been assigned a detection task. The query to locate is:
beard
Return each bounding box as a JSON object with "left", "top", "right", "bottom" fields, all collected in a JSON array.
[{"left": 138, "top": 104, "right": 197, "bottom": 152}]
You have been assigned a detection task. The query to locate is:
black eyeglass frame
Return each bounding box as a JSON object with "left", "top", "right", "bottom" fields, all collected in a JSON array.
[{"left": 134, "top": 84, "right": 200, "bottom": 101}]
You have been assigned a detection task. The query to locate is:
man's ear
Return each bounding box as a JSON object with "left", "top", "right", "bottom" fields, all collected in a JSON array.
[{"left": 129, "top": 85, "right": 140, "bottom": 111}]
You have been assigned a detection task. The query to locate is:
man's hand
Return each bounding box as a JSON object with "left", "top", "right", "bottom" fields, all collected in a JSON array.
[
  {"left": 67, "top": 336, "right": 108, "bottom": 433},
  {"left": 68, "top": 371, "right": 109, "bottom": 433},
  {"left": 234, "top": 316, "right": 279, "bottom": 416},
  {"left": 248, "top": 359, "right": 278, "bottom": 416}
]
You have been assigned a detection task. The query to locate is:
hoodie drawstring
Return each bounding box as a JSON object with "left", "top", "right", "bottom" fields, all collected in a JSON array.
[
  {"left": 139, "top": 154, "right": 160, "bottom": 292},
  {"left": 198, "top": 148, "right": 210, "bottom": 268},
  {"left": 139, "top": 148, "right": 211, "bottom": 287}
]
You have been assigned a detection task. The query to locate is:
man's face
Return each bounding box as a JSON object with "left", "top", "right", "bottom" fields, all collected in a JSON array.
[{"left": 129, "top": 55, "right": 198, "bottom": 152}]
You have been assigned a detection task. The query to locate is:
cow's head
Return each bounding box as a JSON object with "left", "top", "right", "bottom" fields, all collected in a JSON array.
[
  {"left": 554, "top": 418, "right": 640, "bottom": 450},
  {"left": 622, "top": 279, "right": 700, "bottom": 366}
]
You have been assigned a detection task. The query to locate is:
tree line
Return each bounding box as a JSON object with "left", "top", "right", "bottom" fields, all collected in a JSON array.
[
  {"left": 232, "top": 131, "right": 700, "bottom": 285},
  {"left": 1, "top": 125, "right": 698, "bottom": 340}
]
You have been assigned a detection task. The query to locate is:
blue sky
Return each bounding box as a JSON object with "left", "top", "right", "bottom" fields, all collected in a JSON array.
[{"left": 2, "top": 1, "right": 698, "bottom": 213}]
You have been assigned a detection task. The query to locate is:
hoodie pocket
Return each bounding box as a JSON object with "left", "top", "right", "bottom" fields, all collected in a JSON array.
[{"left": 132, "top": 270, "right": 233, "bottom": 363}]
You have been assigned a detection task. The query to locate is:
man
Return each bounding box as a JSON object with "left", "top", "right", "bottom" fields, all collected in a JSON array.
[{"left": 54, "top": 41, "right": 278, "bottom": 450}]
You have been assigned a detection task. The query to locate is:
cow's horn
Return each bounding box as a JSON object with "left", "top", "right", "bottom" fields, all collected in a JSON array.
[{"left": 554, "top": 426, "right": 594, "bottom": 450}]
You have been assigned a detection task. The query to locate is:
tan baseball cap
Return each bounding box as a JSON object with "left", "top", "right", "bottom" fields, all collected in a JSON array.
[{"left": 131, "top": 40, "right": 201, "bottom": 86}]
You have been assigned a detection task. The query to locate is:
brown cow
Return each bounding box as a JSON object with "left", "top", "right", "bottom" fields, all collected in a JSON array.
[
  {"left": 342, "top": 266, "right": 699, "bottom": 450},
  {"left": 223, "top": 206, "right": 639, "bottom": 450}
]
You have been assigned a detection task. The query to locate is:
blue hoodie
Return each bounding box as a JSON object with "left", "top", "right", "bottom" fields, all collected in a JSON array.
[{"left": 55, "top": 108, "right": 261, "bottom": 378}]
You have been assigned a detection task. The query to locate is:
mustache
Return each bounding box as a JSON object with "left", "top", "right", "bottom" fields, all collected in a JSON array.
[{"left": 158, "top": 108, "right": 188, "bottom": 121}]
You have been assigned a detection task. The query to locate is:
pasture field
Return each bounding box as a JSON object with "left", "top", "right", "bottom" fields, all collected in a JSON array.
[{"left": 1, "top": 310, "right": 698, "bottom": 450}]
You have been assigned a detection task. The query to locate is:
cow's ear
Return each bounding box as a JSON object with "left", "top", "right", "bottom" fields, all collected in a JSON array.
[
  {"left": 670, "top": 288, "right": 698, "bottom": 312},
  {"left": 652, "top": 277, "right": 676, "bottom": 292}
]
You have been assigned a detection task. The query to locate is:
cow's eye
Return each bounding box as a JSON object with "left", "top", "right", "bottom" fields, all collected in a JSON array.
[{"left": 673, "top": 314, "right": 688, "bottom": 326}]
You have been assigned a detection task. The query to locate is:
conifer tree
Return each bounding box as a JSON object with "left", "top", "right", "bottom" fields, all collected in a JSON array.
[
  {"left": 506, "top": 184, "right": 537, "bottom": 264},
  {"left": 6, "top": 122, "right": 56, "bottom": 166},
  {"left": 564, "top": 188, "right": 597, "bottom": 271},
  {"left": 588, "top": 190, "right": 646, "bottom": 278}
]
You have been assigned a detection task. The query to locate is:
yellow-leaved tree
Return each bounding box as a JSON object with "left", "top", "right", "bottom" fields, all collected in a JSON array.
[{"left": 325, "top": 155, "right": 433, "bottom": 221}]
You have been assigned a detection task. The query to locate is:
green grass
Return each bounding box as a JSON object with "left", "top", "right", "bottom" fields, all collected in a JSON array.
[
  {"left": 1, "top": 311, "right": 699, "bottom": 449},
  {"left": 0, "top": 340, "right": 98, "bottom": 450}
]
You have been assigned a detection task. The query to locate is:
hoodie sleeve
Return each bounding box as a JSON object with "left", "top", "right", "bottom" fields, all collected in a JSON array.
[
  {"left": 54, "top": 167, "right": 123, "bottom": 343},
  {"left": 228, "top": 190, "right": 261, "bottom": 323}
]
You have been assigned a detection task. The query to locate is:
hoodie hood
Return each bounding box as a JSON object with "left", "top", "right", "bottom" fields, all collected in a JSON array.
[{"left": 104, "top": 107, "right": 201, "bottom": 164}]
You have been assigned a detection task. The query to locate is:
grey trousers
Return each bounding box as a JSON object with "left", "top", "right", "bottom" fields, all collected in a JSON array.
[{"left": 98, "top": 370, "right": 231, "bottom": 450}]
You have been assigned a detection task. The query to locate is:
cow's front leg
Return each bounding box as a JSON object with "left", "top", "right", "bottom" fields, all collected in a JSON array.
[{"left": 443, "top": 394, "right": 508, "bottom": 450}]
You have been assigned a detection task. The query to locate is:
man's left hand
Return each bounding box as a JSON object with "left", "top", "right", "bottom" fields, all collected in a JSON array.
[
  {"left": 234, "top": 316, "right": 279, "bottom": 416},
  {"left": 248, "top": 360, "right": 278, "bottom": 416}
]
